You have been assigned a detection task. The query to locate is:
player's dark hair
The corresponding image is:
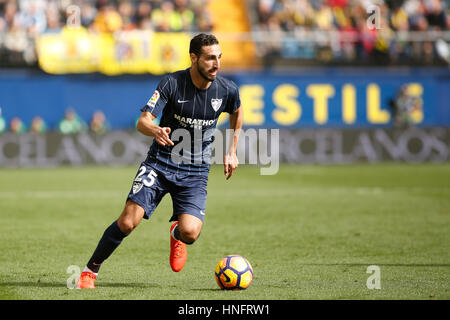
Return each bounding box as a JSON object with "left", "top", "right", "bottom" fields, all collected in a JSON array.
[{"left": 189, "top": 33, "right": 219, "bottom": 57}]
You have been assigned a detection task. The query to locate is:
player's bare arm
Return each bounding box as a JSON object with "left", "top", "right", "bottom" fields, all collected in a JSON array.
[
  {"left": 136, "top": 111, "right": 174, "bottom": 146},
  {"left": 224, "top": 105, "right": 243, "bottom": 180}
]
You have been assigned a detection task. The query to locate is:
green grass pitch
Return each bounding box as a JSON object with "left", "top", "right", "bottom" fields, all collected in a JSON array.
[{"left": 0, "top": 163, "right": 449, "bottom": 300}]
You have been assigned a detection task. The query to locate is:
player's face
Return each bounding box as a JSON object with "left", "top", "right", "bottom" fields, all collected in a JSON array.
[{"left": 194, "top": 44, "right": 222, "bottom": 82}]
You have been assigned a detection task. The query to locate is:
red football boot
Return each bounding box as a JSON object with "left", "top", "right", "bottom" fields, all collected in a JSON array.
[
  {"left": 170, "top": 221, "right": 187, "bottom": 272},
  {"left": 76, "top": 271, "right": 97, "bottom": 289}
]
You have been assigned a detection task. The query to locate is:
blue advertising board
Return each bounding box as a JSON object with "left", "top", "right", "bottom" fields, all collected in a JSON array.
[
  {"left": 0, "top": 68, "right": 449, "bottom": 130},
  {"left": 233, "top": 68, "right": 449, "bottom": 128}
]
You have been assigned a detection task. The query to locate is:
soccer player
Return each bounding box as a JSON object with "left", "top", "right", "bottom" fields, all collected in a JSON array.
[{"left": 77, "top": 33, "right": 243, "bottom": 288}]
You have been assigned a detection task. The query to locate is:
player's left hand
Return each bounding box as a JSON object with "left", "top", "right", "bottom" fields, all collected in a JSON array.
[{"left": 223, "top": 152, "right": 238, "bottom": 180}]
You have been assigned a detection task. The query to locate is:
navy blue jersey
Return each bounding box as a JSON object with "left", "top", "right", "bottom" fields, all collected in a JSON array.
[{"left": 140, "top": 68, "right": 240, "bottom": 175}]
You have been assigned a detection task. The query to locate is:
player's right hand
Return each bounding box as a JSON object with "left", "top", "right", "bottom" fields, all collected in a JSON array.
[{"left": 154, "top": 127, "right": 174, "bottom": 146}]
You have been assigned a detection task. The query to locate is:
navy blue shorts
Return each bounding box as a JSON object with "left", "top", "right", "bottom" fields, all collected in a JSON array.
[{"left": 126, "top": 162, "right": 208, "bottom": 222}]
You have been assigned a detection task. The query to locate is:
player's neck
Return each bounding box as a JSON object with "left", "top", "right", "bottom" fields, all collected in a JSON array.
[{"left": 189, "top": 67, "right": 212, "bottom": 90}]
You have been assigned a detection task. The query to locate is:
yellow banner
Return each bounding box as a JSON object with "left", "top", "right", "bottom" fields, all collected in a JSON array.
[
  {"left": 35, "top": 27, "right": 98, "bottom": 74},
  {"left": 36, "top": 28, "right": 191, "bottom": 75}
]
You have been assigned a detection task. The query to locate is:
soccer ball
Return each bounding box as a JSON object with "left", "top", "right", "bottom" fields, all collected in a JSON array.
[{"left": 215, "top": 255, "right": 253, "bottom": 290}]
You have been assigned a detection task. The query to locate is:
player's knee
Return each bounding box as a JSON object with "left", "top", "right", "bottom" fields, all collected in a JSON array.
[
  {"left": 117, "top": 217, "right": 137, "bottom": 234},
  {"left": 179, "top": 226, "right": 201, "bottom": 245},
  {"left": 177, "top": 213, "right": 202, "bottom": 244},
  {"left": 117, "top": 201, "right": 144, "bottom": 234}
]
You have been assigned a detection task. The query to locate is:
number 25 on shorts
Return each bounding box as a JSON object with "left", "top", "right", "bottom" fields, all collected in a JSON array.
[{"left": 135, "top": 166, "right": 158, "bottom": 187}]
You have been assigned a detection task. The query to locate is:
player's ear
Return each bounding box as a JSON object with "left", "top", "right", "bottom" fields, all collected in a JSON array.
[{"left": 190, "top": 53, "right": 198, "bottom": 65}]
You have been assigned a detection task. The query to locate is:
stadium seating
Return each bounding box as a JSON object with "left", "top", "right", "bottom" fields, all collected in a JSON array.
[{"left": 1, "top": 0, "right": 448, "bottom": 68}]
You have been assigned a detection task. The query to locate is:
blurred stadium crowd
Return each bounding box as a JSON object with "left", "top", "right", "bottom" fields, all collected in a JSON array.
[
  {"left": 0, "top": 0, "right": 449, "bottom": 68},
  {"left": 253, "top": 0, "right": 448, "bottom": 33},
  {"left": 249, "top": 0, "right": 450, "bottom": 65},
  {"left": 0, "top": 0, "right": 213, "bottom": 66}
]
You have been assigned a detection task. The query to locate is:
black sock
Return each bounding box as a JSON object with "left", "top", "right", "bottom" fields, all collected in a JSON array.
[{"left": 86, "top": 220, "right": 129, "bottom": 273}]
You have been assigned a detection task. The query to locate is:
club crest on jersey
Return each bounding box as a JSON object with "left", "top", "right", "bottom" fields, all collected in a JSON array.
[
  {"left": 211, "top": 98, "right": 222, "bottom": 112},
  {"left": 147, "top": 90, "right": 160, "bottom": 108},
  {"left": 132, "top": 181, "right": 143, "bottom": 194}
]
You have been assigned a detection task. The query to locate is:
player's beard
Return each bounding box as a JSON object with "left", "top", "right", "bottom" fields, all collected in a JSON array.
[{"left": 197, "top": 62, "right": 217, "bottom": 82}]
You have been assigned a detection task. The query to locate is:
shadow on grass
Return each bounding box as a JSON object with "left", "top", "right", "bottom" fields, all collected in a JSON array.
[
  {"left": 0, "top": 281, "right": 161, "bottom": 289},
  {"left": 99, "top": 282, "right": 160, "bottom": 288},
  {"left": 190, "top": 288, "right": 222, "bottom": 292},
  {"left": 0, "top": 282, "right": 61, "bottom": 288}
]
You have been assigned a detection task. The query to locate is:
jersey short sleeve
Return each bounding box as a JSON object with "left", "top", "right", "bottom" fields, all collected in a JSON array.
[
  {"left": 141, "top": 75, "right": 173, "bottom": 117},
  {"left": 224, "top": 81, "right": 241, "bottom": 114}
]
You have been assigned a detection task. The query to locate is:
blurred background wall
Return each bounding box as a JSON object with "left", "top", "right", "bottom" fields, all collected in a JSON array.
[{"left": 0, "top": 0, "right": 449, "bottom": 166}]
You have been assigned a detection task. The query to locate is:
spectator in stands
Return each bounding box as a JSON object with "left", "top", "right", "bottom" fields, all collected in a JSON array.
[
  {"left": 389, "top": 3, "right": 409, "bottom": 31},
  {"left": 30, "top": 116, "right": 47, "bottom": 133},
  {"left": 134, "top": 1, "right": 153, "bottom": 30},
  {"left": 0, "top": 1, "right": 18, "bottom": 32},
  {"left": 10, "top": 117, "right": 27, "bottom": 134},
  {"left": 151, "top": 1, "right": 177, "bottom": 32},
  {"left": 92, "top": 1, "right": 123, "bottom": 33},
  {"left": 389, "top": 84, "right": 422, "bottom": 128},
  {"left": 1, "top": 0, "right": 34, "bottom": 66},
  {"left": 19, "top": 0, "right": 48, "bottom": 36},
  {"left": 45, "top": 2, "right": 62, "bottom": 32},
  {"left": 314, "top": 3, "right": 335, "bottom": 31},
  {"left": 58, "top": 108, "right": 87, "bottom": 134},
  {"left": 196, "top": 9, "right": 213, "bottom": 32},
  {"left": 89, "top": 110, "right": 110, "bottom": 134},
  {"left": 118, "top": 0, "right": 137, "bottom": 31},
  {"left": 424, "top": 0, "right": 447, "bottom": 30},
  {"left": 80, "top": 2, "right": 98, "bottom": 28},
  {"left": 0, "top": 107, "right": 6, "bottom": 134},
  {"left": 174, "top": 0, "right": 195, "bottom": 32}
]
